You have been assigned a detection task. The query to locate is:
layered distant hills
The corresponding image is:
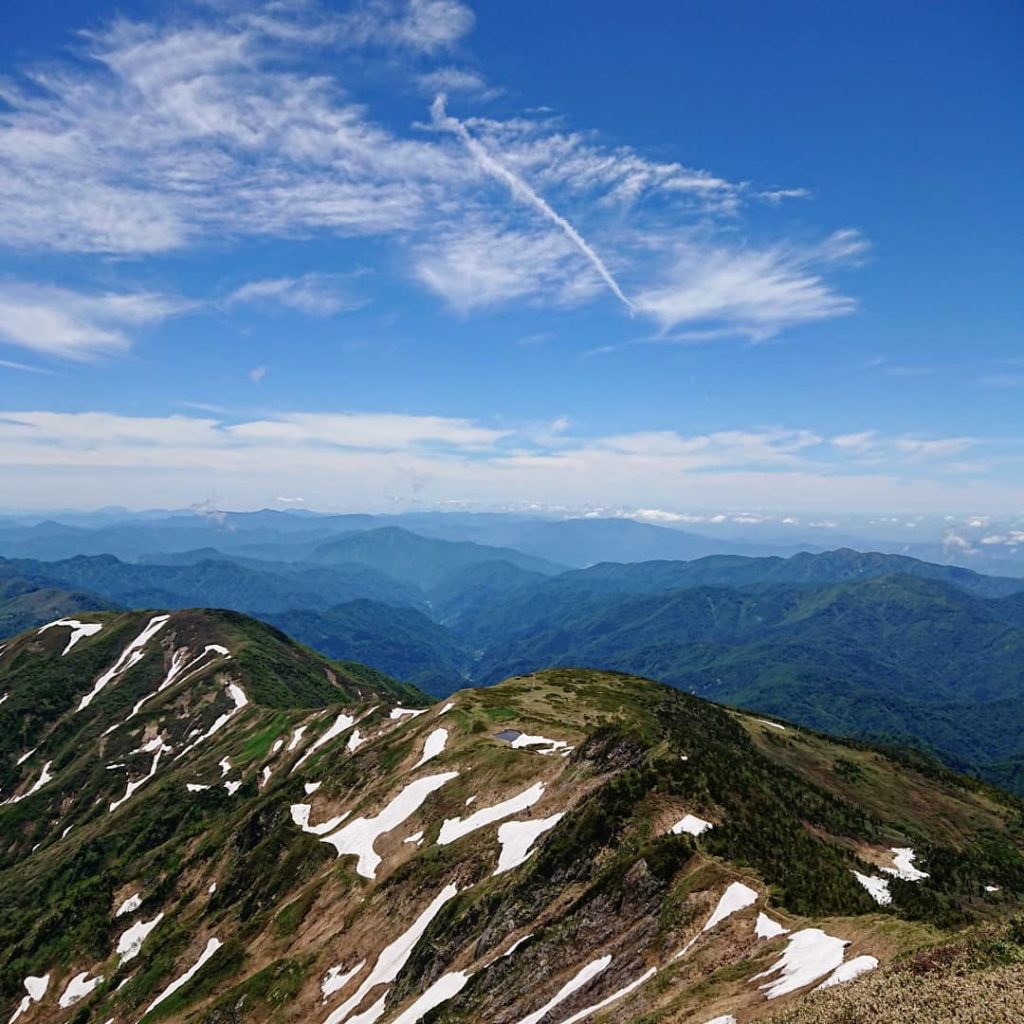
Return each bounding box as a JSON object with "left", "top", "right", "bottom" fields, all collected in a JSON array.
[{"left": 3, "top": 513, "right": 1024, "bottom": 793}]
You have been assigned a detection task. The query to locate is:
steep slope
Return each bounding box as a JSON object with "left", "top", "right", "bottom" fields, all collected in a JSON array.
[
  {"left": 1, "top": 640, "right": 1022, "bottom": 1024},
  {"left": 263, "top": 601, "right": 471, "bottom": 695}
]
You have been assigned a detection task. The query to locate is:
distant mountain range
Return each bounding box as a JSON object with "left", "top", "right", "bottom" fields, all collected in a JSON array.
[{"left": 4, "top": 522, "right": 1024, "bottom": 793}]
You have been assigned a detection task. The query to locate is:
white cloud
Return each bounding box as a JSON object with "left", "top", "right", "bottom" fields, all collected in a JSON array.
[
  {"left": 0, "top": 2, "right": 864, "bottom": 338},
  {"left": 338, "top": 0, "right": 475, "bottom": 52},
  {"left": 417, "top": 67, "right": 499, "bottom": 98},
  {"left": 0, "top": 409, "right": 1010, "bottom": 514},
  {"left": 414, "top": 219, "right": 604, "bottom": 311},
  {"left": 0, "top": 284, "right": 189, "bottom": 359},
  {"left": 226, "top": 274, "right": 366, "bottom": 316},
  {"left": 431, "top": 95, "right": 635, "bottom": 314},
  {"left": 634, "top": 230, "right": 867, "bottom": 339}
]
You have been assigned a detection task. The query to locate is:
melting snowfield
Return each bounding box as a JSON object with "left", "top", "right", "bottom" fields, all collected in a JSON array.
[
  {"left": 322, "top": 961, "right": 365, "bottom": 1000},
  {"left": 322, "top": 884, "right": 459, "bottom": 1024},
  {"left": 8, "top": 761, "right": 54, "bottom": 804},
  {"left": 494, "top": 813, "right": 564, "bottom": 875},
  {"left": 114, "top": 644, "right": 230, "bottom": 731},
  {"left": 438, "top": 782, "right": 545, "bottom": 846},
  {"left": 8, "top": 974, "right": 49, "bottom": 1023},
  {"left": 175, "top": 683, "right": 250, "bottom": 760},
  {"left": 815, "top": 954, "right": 879, "bottom": 990},
  {"left": 557, "top": 966, "right": 658, "bottom": 1024},
  {"left": 295, "top": 712, "right": 356, "bottom": 768},
  {"left": 388, "top": 970, "right": 472, "bottom": 1024},
  {"left": 755, "top": 912, "right": 789, "bottom": 939},
  {"left": 513, "top": 955, "right": 611, "bottom": 1024},
  {"left": 852, "top": 870, "right": 892, "bottom": 905},
  {"left": 671, "top": 813, "right": 713, "bottom": 837},
  {"left": 320, "top": 772, "right": 459, "bottom": 877},
  {"left": 144, "top": 937, "right": 222, "bottom": 1016},
  {"left": 411, "top": 728, "right": 448, "bottom": 770},
  {"left": 754, "top": 928, "right": 850, "bottom": 998},
  {"left": 115, "top": 893, "right": 142, "bottom": 918},
  {"left": 78, "top": 615, "right": 170, "bottom": 711},
  {"left": 703, "top": 882, "right": 758, "bottom": 933},
  {"left": 38, "top": 618, "right": 103, "bottom": 655},
  {"left": 117, "top": 913, "right": 165, "bottom": 963},
  {"left": 58, "top": 971, "right": 103, "bottom": 1008},
  {"left": 291, "top": 804, "right": 351, "bottom": 836},
  {"left": 110, "top": 738, "right": 171, "bottom": 812},
  {"left": 882, "top": 847, "right": 928, "bottom": 882}
]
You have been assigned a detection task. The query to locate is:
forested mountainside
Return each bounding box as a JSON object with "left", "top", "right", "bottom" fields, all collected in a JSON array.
[
  {"left": 1, "top": 610, "right": 1023, "bottom": 1023},
  {"left": 4, "top": 547, "right": 1024, "bottom": 792}
]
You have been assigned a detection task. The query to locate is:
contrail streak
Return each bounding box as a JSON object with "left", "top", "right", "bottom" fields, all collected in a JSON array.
[{"left": 431, "top": 95, "right": 634, "bottom": 315}]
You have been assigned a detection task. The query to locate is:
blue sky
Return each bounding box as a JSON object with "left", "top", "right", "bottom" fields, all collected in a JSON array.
[{"left": 0, "top": 0, "right": 1021, "bottom": 516}]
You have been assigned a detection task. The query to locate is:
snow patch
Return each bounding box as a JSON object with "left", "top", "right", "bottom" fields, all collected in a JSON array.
[
  {"left": 321, "top": 961, "right": 364, "bottom": 1000},
  {"left": 115, "top": 893, "right": 142, "bottom": 918},
  {"left": 438, "top": 702, "right": 455, "bottom": 715},
  {"left": 224, "top": 780, "right": 242, "bottom": 796},
  {"left": 557, "top": 966, "right": 657, "bottom": 1024},
  {"left": 703, "top": 882, "right": 758, "bottom": 933},
  {"left": 8, "top": 974, "right": 49, "bottom": 1024},
  {"left": 882, "top": 847, "right": 928, "bottom": 882},
  {"left": 110, "top": 738, "right": 171, "bottom": 812},
  {"left": 320, "top": 772, "right": 459, "bottom": 878},
  {"left": 494, "top": 813, "right": 564, "bottom": 875},
  {"left": 174, "top": 684, "right": 250, "bottom": 760},
  {"left": 755, "top": 912, "right": 789, "bottom": 939},
  {"left": 390, "top": 707, "right": 426, "bottom": 720},
  {"left": 815, "top": 954, "right": 879, "bottom": 990},
  {"left": 404, "top": 831, "right": 424, "bottom": 845},
  {"left": 412, "top": 729, "right": 448, "bottom": 770},
  {"left": 117, "top": 913, "right": 164, "bottom": 963},
  {"left": 754, "top": 928, "right": 850, "bottom": 998},
  {"left": 57, "top": 966, "right": 102, "bottom": 1007},
  {"left": 512, "top": 956, "right": 611, "bottom": 1024},
  {"left": 144, "top": 937, "right": 222, "bottom": 1017},
  {"left": 852, "top": 870, "right": 892, "bottom": 905},
  {"left": 295, "top": 712, "right": 356, "bottom": 769},
  {"left": 756, "top": 718, "right": 786, "bottom": 731},
  {"left": 503, "top": 934, "right": 533, "bottom": 958},
  {"left": 9, "top": 760, "right": 54, "bottom": 803},
  {"left": 38, "top": 618, "right": 103, "bottom": 655},
  {"left": 671, "top": 814, "right": 713, "bottom": 837},
  {"left": 322, "top": 884, "right": 459, "bottom": 1024},
  {"left": 291, "top": 804, "right": 351, "bottom": 836},
  {"left": 287, "top": 725, "right": 308, "bottom": 751},
  {"left": 388, "top": 970, "right": 472, "bottom": 1024},
  {"left": 78, "top": 615, "right": 169, "bottom": 711},
  {"left": 305, "top": 781, "right": 322, "bottom": 795},
  {"left": 438, "top": 782, "right": 544, "bottom": 846},
  {"left": 110, "top": 643, "right": 230, "bottom": 732},
  {"left": 187, "top": 783, "right": 210, "bottom": 792}
]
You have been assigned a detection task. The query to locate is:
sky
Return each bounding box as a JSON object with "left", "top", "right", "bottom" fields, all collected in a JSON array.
[{"left": 0, "top": 0, "right": 1021, "bottom": 517}]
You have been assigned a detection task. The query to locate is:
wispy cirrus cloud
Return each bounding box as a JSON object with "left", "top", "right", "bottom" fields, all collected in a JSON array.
[
  {"left": 0, "top": 284, "right": 190, "bottom": 360},
  {"left": 226, "top": 274, "right": 368, "bottom": 317},
  {"left": 635, "top": 229, "right": 868, "bottom": 340},
  {"left": 0, "top": 0, "right": 860, "bottom": 342}
]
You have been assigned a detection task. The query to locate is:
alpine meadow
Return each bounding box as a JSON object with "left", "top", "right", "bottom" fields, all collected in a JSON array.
[{"left": 1, "top": 3, "right": 1022, "bottom": 1024}]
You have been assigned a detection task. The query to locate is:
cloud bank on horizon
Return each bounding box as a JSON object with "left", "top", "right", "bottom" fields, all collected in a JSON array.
[{"left": 0, "top": 0, "right": 1019, "bottom": 513}]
